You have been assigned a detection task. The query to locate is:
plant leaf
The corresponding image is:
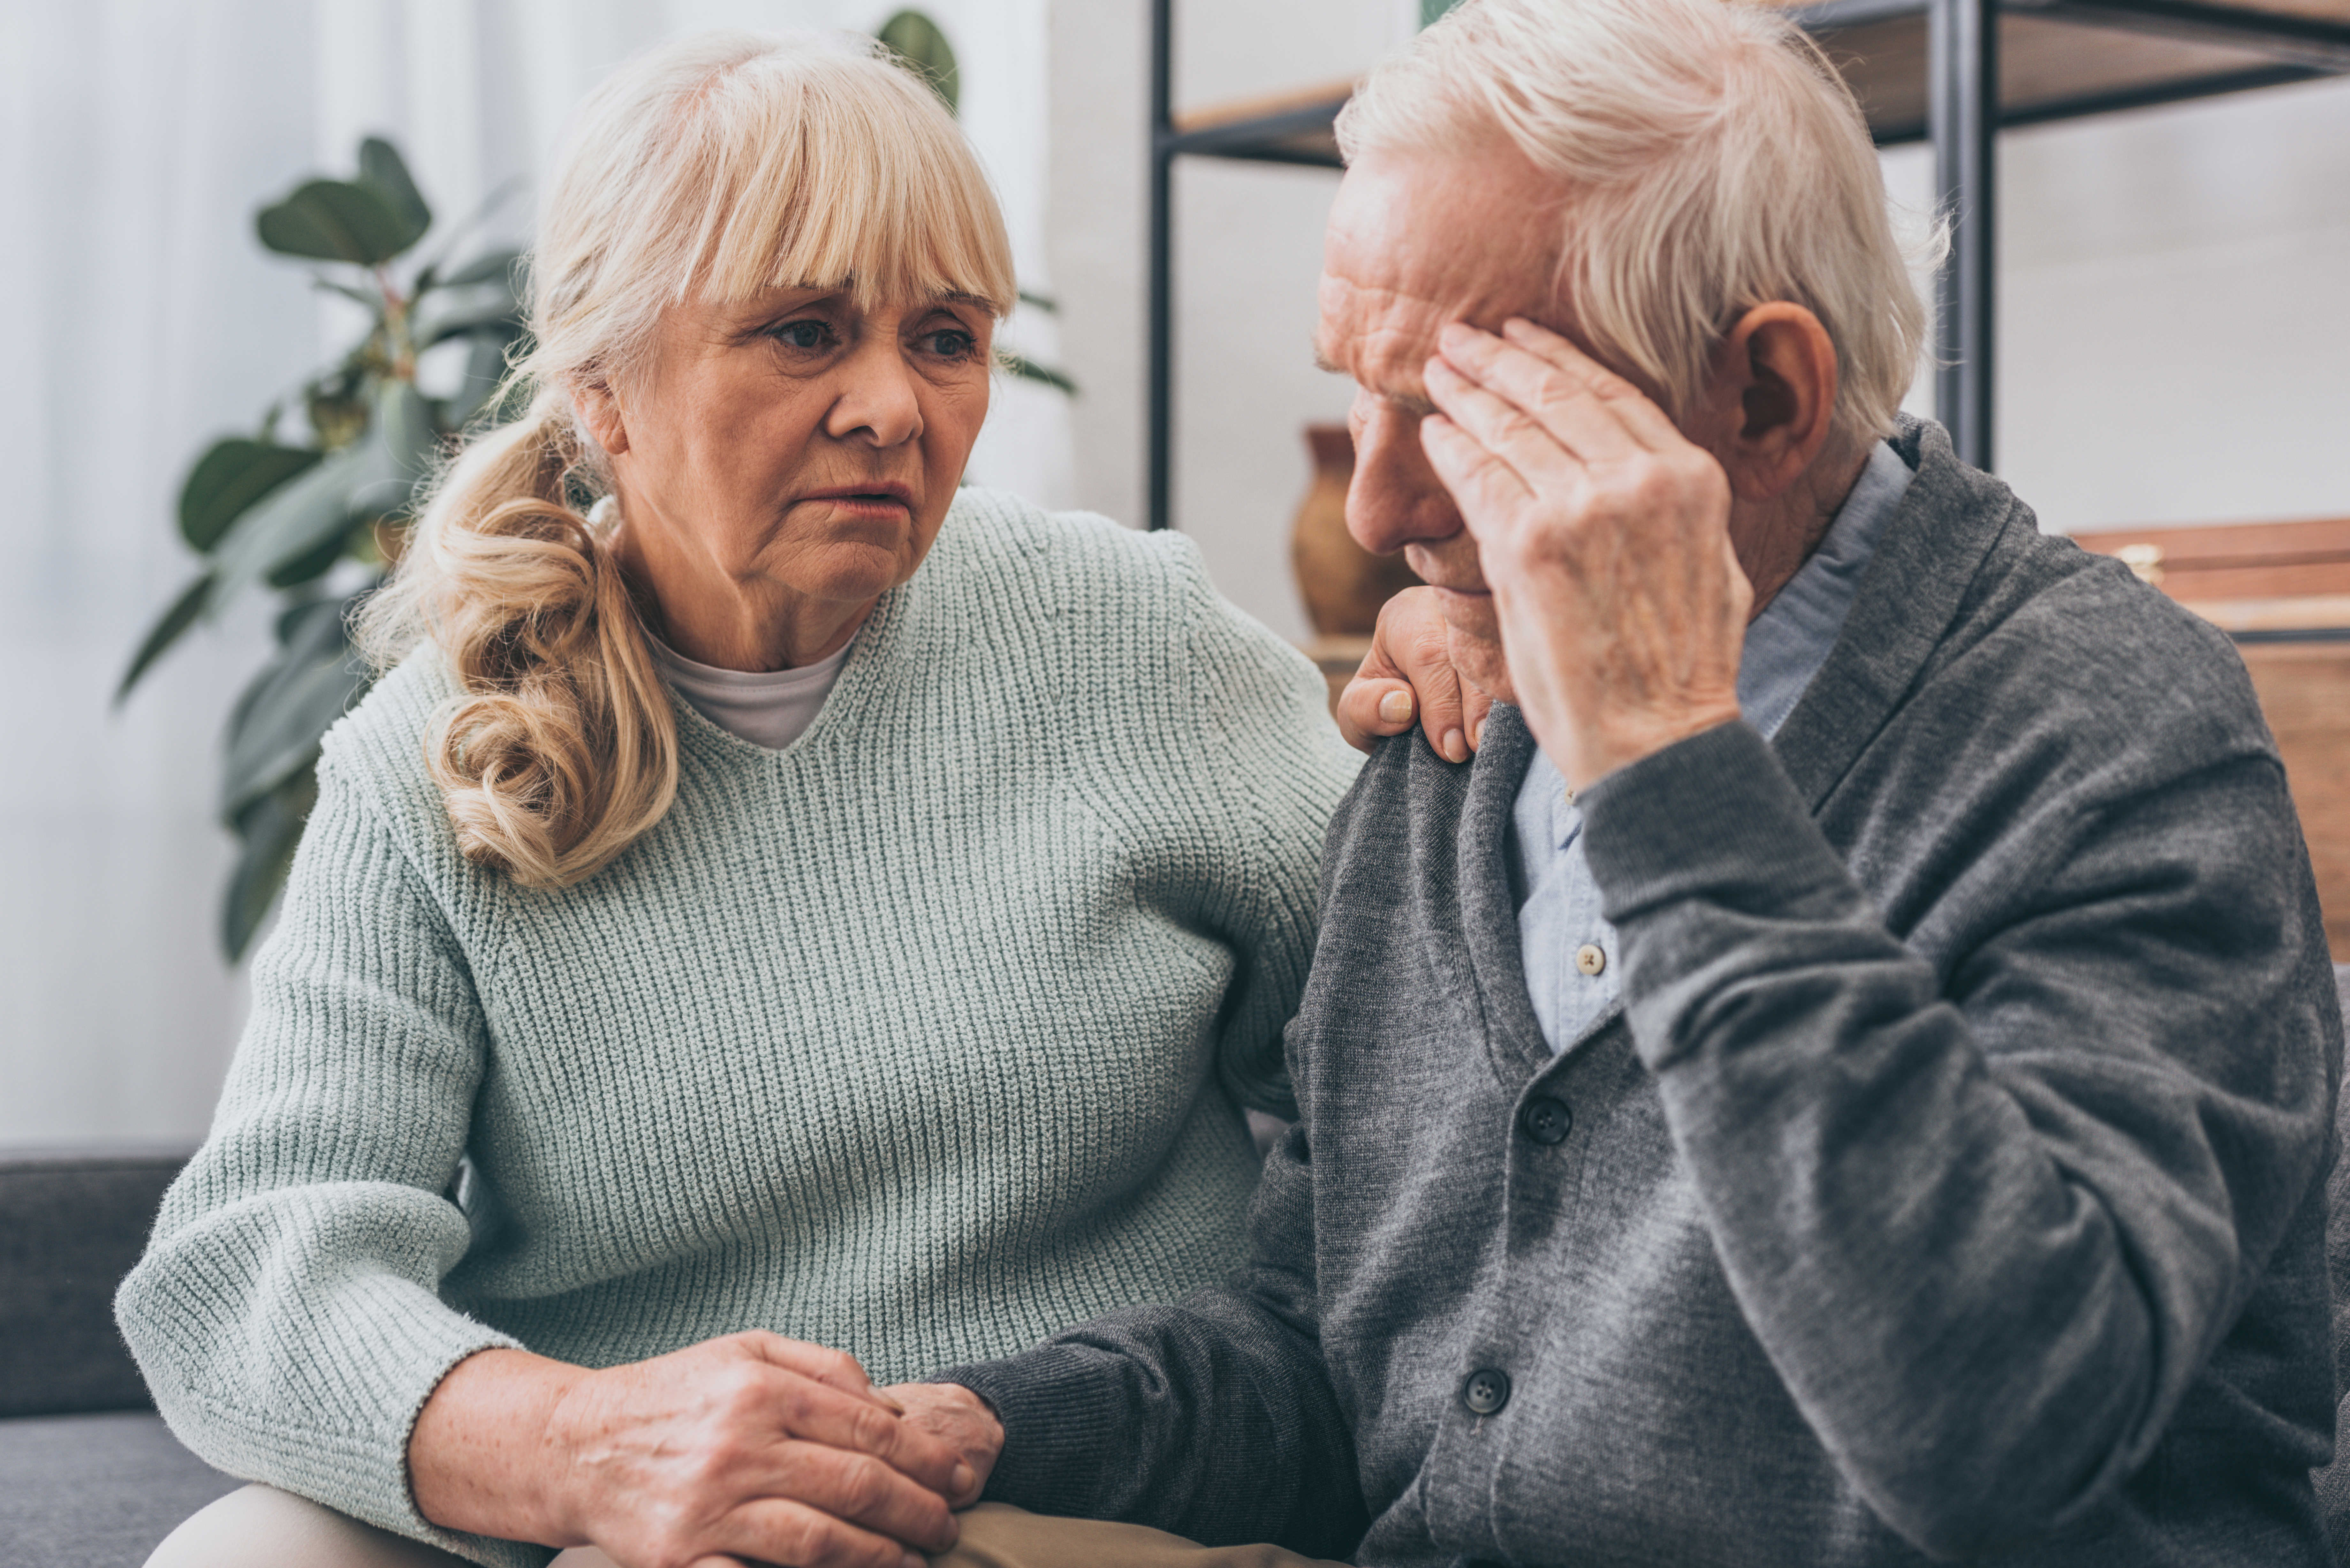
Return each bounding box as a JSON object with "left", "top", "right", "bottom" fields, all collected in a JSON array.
[
  {"left": 1001, "top": 352, "right": 1077, "bottom": 395},
  {"left": 412, "top": 278, "right": 523, "bottom": 346},
  {"left": 453, "top": 332, "right": 521, "bottom": 424},
  {"left": 274, "top": 593, "right": 352, "bottom": 651},
  {"left": 210, "top": 381, "right": 439, "bottom": 600},
  {"left": 179, "top": 439, "right": 325, "bottom": 553},
  {"left": 357, "top": 137, "right": 432, "bottom": 243},
  {"left": 439, "top": 247, "right": 523, "bottom": 288},
  {"left": 223, "top": 598, "right": 349, "bottom": 759},
  {"left": 877, "top": 10, "right": 958, "bottom": 114},
  {"left": 221, "top": 767, "right": 320, "bottom": 961},
  {"left": 360, "top": 378, "right": 443, "bottom": 509},
  {"left": 115, "top": 573, "right": 216, "bottom": 703},
  {"left": 255, "top": 178, "right": 416, "bottom": 265},
  {"left": 1017, "top": 290, "right": 1060, "bottom": 313},
  {"left": 464, "top": 336, "right": 535, "bottom": 428},
  {"left": 221, "top": 595, "right": 370, "bottom": 821},
  {"left": 310, "top": 273, "right": 383, "bottom": 309},
  {"left": 220, "top": 599, "right": 320, "bottom": 747},
  {"left": 207, "top": 444, "right": 370, "bottom": 597},
  {"left": 265, "top": 519, "right": 370, "bottom": 589}
]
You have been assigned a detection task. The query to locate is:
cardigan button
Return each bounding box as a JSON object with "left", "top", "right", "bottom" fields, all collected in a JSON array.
[
  {"left": 1461, "top": 1368, "right": 1511, "bottom": 1416},
  {"left": 1519, "top": 1096, "right": 1571, "bottom": 1146},
  {"left": 1575, "top": 942, "right": 1607, "bottom": 976}
]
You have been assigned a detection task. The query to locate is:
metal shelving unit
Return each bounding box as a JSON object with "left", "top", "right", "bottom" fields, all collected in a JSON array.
[{"left": 1143, "top": 0, "right": 2350, "bottom": 529}]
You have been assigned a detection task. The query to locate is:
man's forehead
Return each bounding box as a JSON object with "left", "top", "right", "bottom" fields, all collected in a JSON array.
[
  {"left": 1313, "top": 276, "right": 1453, "bottom": 391},
  {"left": 1315, "top": 151, "right": 1567, "bottom": 392}
]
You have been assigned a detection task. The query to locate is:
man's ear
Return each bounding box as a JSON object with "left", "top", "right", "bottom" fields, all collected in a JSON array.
[
  {"left": 1706, "top": 302, "right": 1838, "bottom": 501},
  {"left": 572, "top": 378, "right": 631, "bottom": 457}
]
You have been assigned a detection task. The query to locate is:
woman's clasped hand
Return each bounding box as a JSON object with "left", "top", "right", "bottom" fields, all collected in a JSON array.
[{"left": 411, "top": 1337, "right": 982, "bottom": 1568}]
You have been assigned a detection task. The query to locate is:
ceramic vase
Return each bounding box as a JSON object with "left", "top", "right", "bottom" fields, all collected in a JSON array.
[{"left": 1291, "top": 423, "right": 1420, "bottom": 637}]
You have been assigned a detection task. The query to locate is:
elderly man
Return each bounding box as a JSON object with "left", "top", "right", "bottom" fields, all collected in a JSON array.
[{"left": 887, "top": 0, "right": 2341, "bottom": 1563}]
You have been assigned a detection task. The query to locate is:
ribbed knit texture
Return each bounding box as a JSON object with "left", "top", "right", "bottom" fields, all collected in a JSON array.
[{"left": 115, "top": 490, "right": 1359, "bottom": 1568}]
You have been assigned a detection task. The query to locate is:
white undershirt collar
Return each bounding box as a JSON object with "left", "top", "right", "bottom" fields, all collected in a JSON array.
[{"left": 646, "top": 629, "right": 853, "bottom": 753}]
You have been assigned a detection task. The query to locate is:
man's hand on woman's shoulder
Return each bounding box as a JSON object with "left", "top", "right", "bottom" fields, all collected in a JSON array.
[
  {"left": 410, "top": 1333, "right": 975, "bottom": 1568},
  {"left": 1335, "top": 586, "right": 1496, "bottom": 762}
]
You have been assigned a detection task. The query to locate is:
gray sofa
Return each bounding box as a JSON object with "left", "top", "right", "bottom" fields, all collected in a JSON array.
[
  {"left": 0, "top": 1150, "right": 236, "bottom": 1567},
  {"left": 9, "top": 967, "right": 2350, "bottom": 1567}
]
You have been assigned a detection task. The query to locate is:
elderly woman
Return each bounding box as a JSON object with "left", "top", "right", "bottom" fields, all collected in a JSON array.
[{"left": 121, "top": 30, "right": 1384, "bottom": 1568}]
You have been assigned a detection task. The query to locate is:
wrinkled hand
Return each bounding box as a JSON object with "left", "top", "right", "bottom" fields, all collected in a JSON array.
[
  {"left": 1334, "top": 586, "right": 1497, "bottom": 762},
  {"left": 881, "top": 1383, "right": 1004, "bottom": 1506},
  {"left": 416, "top": 1335, "right": 974, "bottom": 1568},
  {"left": 1420, "top": 319, "right": 1747, "bottom": 790}
]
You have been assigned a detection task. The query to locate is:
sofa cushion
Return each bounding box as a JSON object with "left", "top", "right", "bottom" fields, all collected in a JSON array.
[
  {"left": 0, "top": 1148, "right": 187, "bottom": 1418},
  {"left": 2321, "top": 966, "right": 2350, "bottom": 1565},
  {"left": 0, "top": 1411, "right": 237, "bottom": 1568}
]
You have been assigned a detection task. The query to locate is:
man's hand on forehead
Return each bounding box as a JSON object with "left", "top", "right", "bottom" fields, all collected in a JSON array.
[{"left": 1419, "top": 317, "right": 1748, "bottom": 790}]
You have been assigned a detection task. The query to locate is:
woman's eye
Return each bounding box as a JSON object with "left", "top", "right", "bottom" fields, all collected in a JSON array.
[
  {"left": 771, "top": 320, "right": 831, "bottom": 351},
  {"left": 923, "top": 329, "right": 976, "bottom": 359}
]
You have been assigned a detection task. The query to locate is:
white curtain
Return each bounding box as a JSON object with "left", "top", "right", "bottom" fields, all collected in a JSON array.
[{"left": 0, "top": 0, "right": 1067, "bottom": 1144}]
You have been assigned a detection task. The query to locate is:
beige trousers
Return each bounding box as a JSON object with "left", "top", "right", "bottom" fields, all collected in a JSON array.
[
  {"left": 146, "top": 1486, "right": 1347, "bottom": 1568},
  {"left": 933, "top": 1504, "right": 1346, "bottom": 1567},
  {"left": 144, "top": 1485, "right": 613, "bottom": 1567}
]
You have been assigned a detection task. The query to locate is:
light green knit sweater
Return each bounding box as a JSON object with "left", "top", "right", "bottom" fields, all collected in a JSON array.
[{"left": 117, "top": 490, "right": 1358, "bottom": 1568}]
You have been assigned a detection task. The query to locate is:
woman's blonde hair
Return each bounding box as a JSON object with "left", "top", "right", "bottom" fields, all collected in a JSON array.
[
  {"left": 1337, "top": 0, "right": 1935, "bottom": 456},
  {"left": 358, "top": 31, "right": 1016, "bottom": 888}
]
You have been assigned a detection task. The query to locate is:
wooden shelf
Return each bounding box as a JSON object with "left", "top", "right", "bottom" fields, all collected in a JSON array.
[
  {"left": 1787, "top": 0, "right": 2350, "bottom": 143},
  {"left": 2073, "top": 516, "right": 2350, "bottom": 956},
  {"left": 1165, "top": 78, "right": 1352, "bottom": 167},
  {"left": 1161, "top": 0, "right": 2350, "bottom": 164},
  {"left": 2070, "top": 515, "right": 2350, "bottom": 617},
  {"left": 1170, "top": 77, "right": 1357, "bottom": 137}
]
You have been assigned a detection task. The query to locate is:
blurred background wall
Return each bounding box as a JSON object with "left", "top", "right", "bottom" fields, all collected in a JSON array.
[{"left": 4, "top": 0, "right": 2347, "bottom": 1145}]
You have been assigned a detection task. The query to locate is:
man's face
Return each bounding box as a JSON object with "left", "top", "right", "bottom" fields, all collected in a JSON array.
[{"left": 1316, "top": 146, "right": 1574, "bottom": 704}]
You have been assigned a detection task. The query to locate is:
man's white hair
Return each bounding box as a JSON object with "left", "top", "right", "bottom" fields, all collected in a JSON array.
[{"left": 1338, "top": 0, "right": 1935, "bottom": 454}]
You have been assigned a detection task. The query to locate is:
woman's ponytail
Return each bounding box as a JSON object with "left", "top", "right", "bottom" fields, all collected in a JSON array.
[{"left": 356, "top": 390, "right": 677, "bottom": 888}]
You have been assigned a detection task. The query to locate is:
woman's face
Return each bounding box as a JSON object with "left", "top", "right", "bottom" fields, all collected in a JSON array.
[{"left": 587, "top": 284, "right": 995, "bottom": 667}]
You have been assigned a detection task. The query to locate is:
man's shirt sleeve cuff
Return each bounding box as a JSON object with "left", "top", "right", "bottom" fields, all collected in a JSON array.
[
  {"left": 933, "top": 1349, "right": 1126, "bottom": 1516},
  {"left": 1576, "top": 719, "right": 1870, "bottom": 1066}
]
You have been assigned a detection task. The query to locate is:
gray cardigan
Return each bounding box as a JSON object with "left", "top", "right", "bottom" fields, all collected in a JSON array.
[{"left": 944, "top": 419, "right": 2342, "bottom": 1566}]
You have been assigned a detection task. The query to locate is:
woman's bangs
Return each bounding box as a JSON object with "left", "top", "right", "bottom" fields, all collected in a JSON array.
[{"left": 692, "top": 64, "right": 1015, "bottom": 316}]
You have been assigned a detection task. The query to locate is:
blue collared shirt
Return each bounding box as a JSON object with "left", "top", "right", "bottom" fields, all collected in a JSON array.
[{"left": 1508, "top": 439, "right": 1915, "bottom": 1053}]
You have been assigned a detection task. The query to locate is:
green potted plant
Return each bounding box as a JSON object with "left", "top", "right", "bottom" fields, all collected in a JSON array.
[{"left": 118, "top": 137, "right": 527, "bottom": 959}]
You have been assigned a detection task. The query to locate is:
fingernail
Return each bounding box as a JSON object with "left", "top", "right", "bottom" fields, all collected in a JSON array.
[
  {"left": 1442, "top": 728, "right": 1467, "bottom": 764},
  {"left": 951, "top": 1462, "right": 976, "bottom": 1495},
  {"left": 1377, "top": 689, "right": 1413, "bottom": 724},
  {"left": 1440, "top": 321, "right": 1473, "bottom": 347},
  {"left": 1469, "top": 717, "right": 1484, "bottom": 749}
]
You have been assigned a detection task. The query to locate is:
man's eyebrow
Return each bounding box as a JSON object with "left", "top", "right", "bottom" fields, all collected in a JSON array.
[{"left": 1311, "top": 336, "right": 1436, "bottom": 415}]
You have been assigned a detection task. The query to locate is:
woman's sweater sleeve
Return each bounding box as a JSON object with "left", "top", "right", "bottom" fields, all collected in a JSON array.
[
  {"left": 115, "top": 752, "right": 541, "bottom": 1568},
  {"left": 1166, "top": 539, "right": 1362, "bottom": 1117}
]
